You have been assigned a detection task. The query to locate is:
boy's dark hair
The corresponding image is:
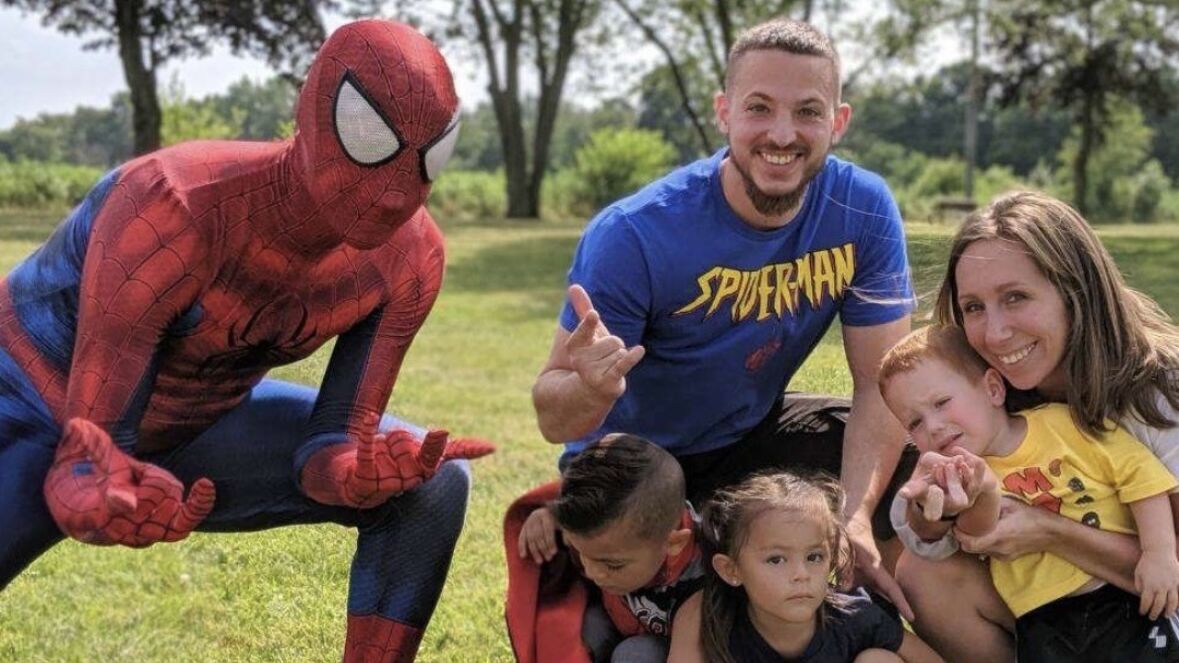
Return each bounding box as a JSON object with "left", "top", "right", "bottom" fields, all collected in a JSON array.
[{"left": 552, "top": 433, "right": 685, "bottom": 540}]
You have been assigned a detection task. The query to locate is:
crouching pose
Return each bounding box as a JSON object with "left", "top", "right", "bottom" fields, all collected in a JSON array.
[{"left": 0, "top": 19, "right": 491, "bottom": 663}]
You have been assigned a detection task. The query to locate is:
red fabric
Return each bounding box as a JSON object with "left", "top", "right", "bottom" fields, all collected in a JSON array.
[
  {"left": 302, "top": 423, "right": 495, "bottom": 508},
  {"left": 503, "top": 481, "right": 593, "bottom": 663},
  {"left": 344, "top": 613, "right": 423, "bottom": 663},
  {"left": 22, "top": 19, "right": 466, "bottom": 546},
  {"left": 44, "top": 418, "right": 216, "bottom": 546}
]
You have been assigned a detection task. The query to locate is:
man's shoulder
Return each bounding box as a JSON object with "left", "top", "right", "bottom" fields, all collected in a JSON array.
[
  {"left": 604, "top": 152, "right": 722, "bottom": 222},
  {"left": 816, "top": 155, "right": 895, "bottom": 204}
]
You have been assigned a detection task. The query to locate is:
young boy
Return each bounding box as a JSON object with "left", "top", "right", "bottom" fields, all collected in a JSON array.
[
  {"left": 877, "top": 325, "right": 1179, "bottom": 663},
  {"left": 515, "top": 433, "right": 703, "bottom": 663}
]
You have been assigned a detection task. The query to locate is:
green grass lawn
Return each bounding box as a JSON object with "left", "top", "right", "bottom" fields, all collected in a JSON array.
[{"left": 0, "top": 210, "right": 1175, "bottom": 662}]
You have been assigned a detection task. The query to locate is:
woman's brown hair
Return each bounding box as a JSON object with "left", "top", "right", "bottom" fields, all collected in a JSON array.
[{"left": 936, "top": 190, "right": 1179, "bottom": 435}]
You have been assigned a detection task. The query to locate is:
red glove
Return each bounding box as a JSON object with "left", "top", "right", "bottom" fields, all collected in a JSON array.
[
  {"left": 43, "top": 418, "right": 216, "bottom": 547},
  {"left": 301, "top": 416, "right": 496, "bottom": 508}
]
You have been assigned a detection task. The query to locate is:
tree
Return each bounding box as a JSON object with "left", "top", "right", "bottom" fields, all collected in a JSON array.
[
  {"left": 387, "top": 0, "right": 601, "bottom": 218},
  {"left": 608, "top": 0, "right": 813, "bottom": 156},
  {"left": 869, "top": 0, "right": 991, "bottom": 196},
  {"left": 872, "top": 0, "right": 1179, "bottom": 214},
  {"left": 986, "top": 0, "right": 1178, "bottom": 214},
  {"left": 210, "top": 76, "right": 298, "bottom": 141},
  {"left": 634, "top": 64, "right": 722, "bottom": 163},
  {"left": 470, "top": 0, "right": 601, "bottom": 217},
  {"left": 3, "top": 0, "right": 329, "bottom": 155},
  {"left": 158, "top": 78, "right": 238, "bottom": 147}
]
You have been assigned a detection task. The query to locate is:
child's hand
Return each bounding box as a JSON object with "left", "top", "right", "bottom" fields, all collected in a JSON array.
[
  {"left": 943, "top": 448, "right": 995, "bottom": 514},
  {"left": 899, "top": 451, "right": 959, "bottom": 521},
  {"left": 518, "top": 507, "right": 560, "bottom": 565},
  {"left": 1135, "top": 549, "right": 1179, "bottom": 619}
]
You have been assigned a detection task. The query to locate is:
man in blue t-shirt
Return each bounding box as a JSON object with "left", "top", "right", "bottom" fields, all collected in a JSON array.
[{"left": 532, "top": 18, "right": 917, "bottom": 620}]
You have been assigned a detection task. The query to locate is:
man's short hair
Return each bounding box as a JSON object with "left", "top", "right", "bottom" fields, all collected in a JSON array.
[
  {"left": 725, "top": 18, "right": 841, "bottom": 97},
  {"left": 879, "top": 325, "right": 991, "bottom": 391},
  {"left": 552, "top": 433, "right": 685, "bottom": 540}
]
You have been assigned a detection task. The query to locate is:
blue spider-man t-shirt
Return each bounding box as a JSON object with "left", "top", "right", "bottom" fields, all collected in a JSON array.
[{"left": 558, "top": 150, "right": 914, "bottom": 461}]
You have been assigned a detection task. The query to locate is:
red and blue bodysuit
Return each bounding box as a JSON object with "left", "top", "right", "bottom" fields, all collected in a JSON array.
[{"left": 0, "top": 19, "right": 489, "bottom": 662}]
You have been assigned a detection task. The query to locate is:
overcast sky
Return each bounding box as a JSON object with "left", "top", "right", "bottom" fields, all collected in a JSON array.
[
  {"left": 1, "top": 5, "right": 953, "bottom": 132},
  {"left": 0, "top": 7, "right": 489, "bottom": 130}
]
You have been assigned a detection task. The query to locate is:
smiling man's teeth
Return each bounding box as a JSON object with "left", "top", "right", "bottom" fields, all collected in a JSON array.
[
  {"left": 762, "top": 152, "right": 799, "bottom": 165},
  {"left": 999, "top": 343, "right": 1035, "bottom": 365}
]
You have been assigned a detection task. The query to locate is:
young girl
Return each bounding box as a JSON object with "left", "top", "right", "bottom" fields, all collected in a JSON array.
[{"left": 668, "top": 472, "right": 942, "bottom": 663}]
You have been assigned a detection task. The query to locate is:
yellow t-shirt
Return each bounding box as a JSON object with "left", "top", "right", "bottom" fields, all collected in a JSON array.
[{"left": 985, "top": 404, "right": 1178, "bottom": 617}]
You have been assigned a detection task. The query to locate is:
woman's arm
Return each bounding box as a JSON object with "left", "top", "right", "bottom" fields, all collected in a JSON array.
[{"left": 956, "top": 498, "right": 1142, "bottom": 593}]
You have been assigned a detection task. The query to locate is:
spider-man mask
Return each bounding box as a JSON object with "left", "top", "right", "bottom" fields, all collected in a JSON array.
[{"left": 293, "top": 19, "right": 460, "bottom": 249}]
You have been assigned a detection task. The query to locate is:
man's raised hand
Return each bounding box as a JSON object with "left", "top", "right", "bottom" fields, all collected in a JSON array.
[
  {"left": 565, "top": 285, "right": 645, "bottom": 401},
  {"left": 43, "top": 418, "right": 216, "bottom": 547}
]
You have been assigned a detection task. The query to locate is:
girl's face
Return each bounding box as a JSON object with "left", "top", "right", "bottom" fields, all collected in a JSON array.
[
  {"left": 954, "top": 238, "right": 1070, "bottom": 398},
  {"left": 714, "top": 507, "right": 832, "bottom": 633}
]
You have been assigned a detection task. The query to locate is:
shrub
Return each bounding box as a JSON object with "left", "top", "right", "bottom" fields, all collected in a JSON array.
[
  {"left": 1130, "top": 160, "right": 1171, "bottom": 223},
  {"left": 428, "top": 169, "right": 507, "bottom": 222},
  {"left": 0, "top": 159, "right": 104, "bottom": 208},
  {"left": 567, "top": 128, "right": 676, "bottom": 213}
]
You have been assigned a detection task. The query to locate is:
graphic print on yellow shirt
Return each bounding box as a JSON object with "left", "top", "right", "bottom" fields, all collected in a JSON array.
[{"left": 985, "top": 404, "right": 1178, "bottom": 617}]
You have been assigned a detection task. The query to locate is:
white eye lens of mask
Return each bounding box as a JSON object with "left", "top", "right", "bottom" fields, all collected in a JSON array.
[
  {"left": 422, "top": 114, "right": 461, "bottom": 182},
  {"left": 335, "top": 77, "right": 401, "bottom": 165}
]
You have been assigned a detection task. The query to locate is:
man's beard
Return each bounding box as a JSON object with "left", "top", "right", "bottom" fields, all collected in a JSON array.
[{"left": 730, "top": 147, "right": 826, "bottom": 217}]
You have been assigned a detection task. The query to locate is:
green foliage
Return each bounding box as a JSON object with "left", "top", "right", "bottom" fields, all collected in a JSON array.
[
  {"left": 548, "top": 100, "right": 639, "bottom": 172},
  {"left": 566, "top": 128, "right": 676, "bottom": 214},
  {"left": 1158, "top": 189, "right": 1179, "bottom": 224},
  {"left": 160, "top": 79, "right": 240, "bottom": 146},
  {"left": 0, "top": 95, "right": 133, "bottom": 167},
  {"left": 450, "top": 103, "right": 506, "bottom": 172},
  {"left": 972, "top": 164, "right": 1023, "bottom": 206},
  {"left": 539, "top": 168, "right": 588, "bottom": 221},
  {"left": 0, "top": 160, "right": 103, "bottom": 209},
  {"left": 841, "top": 141, "right": 928, "bottom": 191},
  {"left": 429, "top": 170, "right": 508, "bottom": 222},
  {"left": 633, "top": 63, "right": 720, "bottom": 163},
  {"left": 1054, "top": 101, "right": 1171, "bottom": 222}
]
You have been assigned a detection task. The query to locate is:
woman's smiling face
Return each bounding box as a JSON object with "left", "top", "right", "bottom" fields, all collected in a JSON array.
[{"left": 954, "top": 238, "right": 1070, "bottom": 397}]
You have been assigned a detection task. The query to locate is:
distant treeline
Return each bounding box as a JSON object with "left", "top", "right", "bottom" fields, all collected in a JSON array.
[{"left": 3, "top": 65, "right": 1179, "bottom": 222}]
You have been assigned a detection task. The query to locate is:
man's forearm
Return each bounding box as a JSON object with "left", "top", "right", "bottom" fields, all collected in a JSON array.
[
  {"left": 842, "top": 386, "right": 906, "bottom": 525},
  {"left": 532, "top": 369, "right": 617, "bottom": 444}
]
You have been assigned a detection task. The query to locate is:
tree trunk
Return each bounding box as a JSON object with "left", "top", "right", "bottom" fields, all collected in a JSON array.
[
  {"left": 114, "top": 0, "right": 161, "bottom": 155},
  {"left": 1073, "top": 89, "right": 1095, "bottom": 217},
  {"left": 963, "top": 0, "right": 981, "bottom": 200},
  {"left": 472, "top": 0, "right": 534, "bottom": 219}
]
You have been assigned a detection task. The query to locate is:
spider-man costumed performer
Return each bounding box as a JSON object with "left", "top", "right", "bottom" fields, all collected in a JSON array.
[{"left": 0, "top": 19, "right": 493, "bottom": 662}]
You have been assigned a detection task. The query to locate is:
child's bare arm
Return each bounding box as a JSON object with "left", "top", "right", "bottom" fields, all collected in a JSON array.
[
  {"left": 1129, "top": 493, "right": 1179, "bottom": 619},
  {"left": 902, "top": 495, "right": 955, "bottom": 541},
  {"left": 946, "top": 451, "right": 1000, "bottom": 538},
  {"left": 518, "top": 506, "right": 560, "bottom": 564},
  {"left": 667, "top": 591, "right": 705, "bottom": 663},
  {"left": 895, "top": 630, "right": 947, "bottom": 663}
]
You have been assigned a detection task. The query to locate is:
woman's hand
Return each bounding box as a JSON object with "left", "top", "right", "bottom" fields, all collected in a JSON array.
[{"left": 955, "top": 498, "right": 1053, "bottom": 559}]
